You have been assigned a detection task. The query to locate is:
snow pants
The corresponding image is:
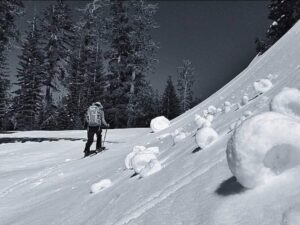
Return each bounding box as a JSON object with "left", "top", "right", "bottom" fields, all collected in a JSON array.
[{"left": 84, "top": 126, "right": 102, "bottom": 153}]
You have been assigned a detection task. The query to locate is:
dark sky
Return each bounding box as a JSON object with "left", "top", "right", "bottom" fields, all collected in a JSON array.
[{"left": 9, "top": 0, "right": 270, "bottom": 100}]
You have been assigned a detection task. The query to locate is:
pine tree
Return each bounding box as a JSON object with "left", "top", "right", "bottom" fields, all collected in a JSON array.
[
  {"left": 0, "top": 0, "right": 23, "bottom": 130},
  {"left": 105, "top": 0, "right": 158, "bottom": 128},
  {"left": 105, "top": 0, "right": 134, "bottom": 128},
  {"left": 126, "top": 0, "right": 158, "bottom": 127},
  {"left": 0, "top": 0, "right": 23, "bottom": 52},
  {"left": 66, "top": 2, "right": 107, "bottom": 129},
  {"left": 40, "top": 0, "right": 75, "bottom": 129},
  {"left": 55, "top": 97, "right": 72, "bottom": 130},
  {"left": 256, "top": 0, "right": 300, "bottom": 54},
  {"left": 14, "top": 17, "right": 44, "bottom": 130},
  {"left": 161, "top": 76, "right": 180, "bottom": 120},
  {"left": 177, "top": 59, "right": 194, "bottom": 113}
]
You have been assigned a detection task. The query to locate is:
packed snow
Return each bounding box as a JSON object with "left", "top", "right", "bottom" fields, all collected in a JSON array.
[
  {"left": 150, "top": 116, "right": 170, "bottom": 132},
  {"left": 271, "top": 87, "right": 300, "bottom": 121},
  {"left": 227, "top": 112, "right": 300, "bottom": 188}
]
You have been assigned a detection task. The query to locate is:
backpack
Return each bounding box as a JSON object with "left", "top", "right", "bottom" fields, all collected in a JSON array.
[{"left": 87, "top": 105, "right": 102, "bottom": 126}]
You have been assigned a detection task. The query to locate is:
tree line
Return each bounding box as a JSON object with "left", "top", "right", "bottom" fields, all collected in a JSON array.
[{"left": 0, "top": 0, "right": 197, "bottom": 131}]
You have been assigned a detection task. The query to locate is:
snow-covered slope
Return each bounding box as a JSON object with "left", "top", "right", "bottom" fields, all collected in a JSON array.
[{"left": 2, "top": 22, "right": 300, "bottom": 225}]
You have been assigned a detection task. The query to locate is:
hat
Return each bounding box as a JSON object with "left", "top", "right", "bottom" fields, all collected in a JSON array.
[{"left": 93, "top": 102, "right": 103, "bottom": 109}]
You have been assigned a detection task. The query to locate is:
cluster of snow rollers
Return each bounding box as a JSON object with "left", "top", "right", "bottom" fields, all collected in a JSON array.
[
  {"left": 194, "top": 106, "right": 219, "bottom": 149},
  {"left": 227, "top": 87, "right": 300, "bottom": 189},
  {"left": 125, "top": 146, "right": 162, "bottom": 178}
]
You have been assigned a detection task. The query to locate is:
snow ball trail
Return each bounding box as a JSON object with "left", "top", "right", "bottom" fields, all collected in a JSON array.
[{"left": 111, "top": 157, "right": 225, "bottom": 225}]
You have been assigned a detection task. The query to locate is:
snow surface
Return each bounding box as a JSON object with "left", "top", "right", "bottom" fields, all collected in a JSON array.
[
  {"left": 282, "top": 205, "right": 300, "bottom": 225},
  {"left": 150, "top": 116, "right": 170, "bottom": 133},
  {"left": 271, "top": 87, "right": 300, "bottom": 121},
  {"left": 3, "top": 20, "right": 300, "bottom": 225}
]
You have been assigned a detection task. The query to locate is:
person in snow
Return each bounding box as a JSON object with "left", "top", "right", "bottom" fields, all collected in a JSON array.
[{"left": 84, "top": 102, "right": 109, "bottom": 157}]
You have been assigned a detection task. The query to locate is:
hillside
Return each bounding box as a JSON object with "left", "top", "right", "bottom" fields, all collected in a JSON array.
[{"left": 2, "top": 21, "right": 300, "bottom": 225}]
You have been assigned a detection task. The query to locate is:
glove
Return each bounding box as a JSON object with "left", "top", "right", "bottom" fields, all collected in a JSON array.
[{"left": 107, "top": 123, "right": 110, "bottom": 128}]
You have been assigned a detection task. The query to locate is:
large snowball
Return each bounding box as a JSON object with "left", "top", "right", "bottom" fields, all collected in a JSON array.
[
  {"left": 227, "top": 112, "right": 300, "bottom": 189},
  {"left": 131, "top": 152, "right": 157, "bottom": 173},
  {"left": 253, "top": 78, "right": 273, "bottom": 93},
  {"left": 140, "top": 159, "right": 162, "bottom": 178},
  {"left": 90, "top": 179, "right": 112, "bottom": 194},
  {"left": 271, "top": 87, "right": 300, "bottom": 121},
  {"left": 150, "top": 116, "right": 170, "bottom": 133},
  {"left": 195, "top": 127, "right": 219, "bottom": 149}
]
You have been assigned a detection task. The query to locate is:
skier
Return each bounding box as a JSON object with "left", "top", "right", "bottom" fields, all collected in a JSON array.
[{"left": 84, "top": 102, "right": 110, "bottom": 157}]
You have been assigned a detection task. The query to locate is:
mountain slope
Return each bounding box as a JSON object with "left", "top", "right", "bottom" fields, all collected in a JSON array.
[{"left": 2, "top": 22, "right": 300, "bottom": 225}]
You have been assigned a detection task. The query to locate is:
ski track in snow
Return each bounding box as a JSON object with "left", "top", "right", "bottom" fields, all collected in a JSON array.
[{"left": 112, "top": 156, "right": 225, "bottom": 225}]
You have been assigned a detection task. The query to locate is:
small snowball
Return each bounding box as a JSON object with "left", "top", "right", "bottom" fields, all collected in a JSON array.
[
  {"left": 173, "top": 132, "right": 187, "bottom": 143},
  {"left": 140, "top": 159, "right": 162, "bottom": 178},
  {"left": 203, "top": 120, "right": 212, "bottom": 128},
  {"left": 90, "top": 179, "right": 112, "bottom": 194},
  {"left": 158, "top": 133, "right": 172, "bottom": 140},
  {"left": 217, "top": 108, "right": 222, "bottom": 113},
  {"left": 224, "top": 106, "right": 231, "bottom": 113},
  {"left": 282, "top": 205, "right": 300, "bottom": 225},
  {"left": 145, "top": 147, "right": 160, "bottom": 155},
  {"left": 208, "top": 105, "right": 217, "bottom": 115},
  {"left": 150, "top": 116, "right": 170, "bottom": 133},
  {"left": 206, "top": 114, "right": 214, "bottom": 122},
  {"left": 195, "top": 127, "right": 219, "bottom": 149},
  {"left": 242, "top": 95, "right": 249, "bottom": 105},
  {"left": 194, "top": 114, "right": 206, "bottom": 128},
  {"left": 244, "top": 110, "right": 253, "bottom": 118},
  {"left": 253, "top": 78, "right": 273, "bottom": 93},
  {"left": 131, "top": 152, "right": 157, "bottom": 173},
  {"left": 203, "top": 109, "right": 209, "bottom": 117},
  {"left": 227, "top": 112, "right": 300, "bottom": 189},
  {"left": 240, "top": 116, "right": 247, "bottom": 121},
  {"left": 133, "top": 145, "right": 146, "bottom": 153},
  {"left": 271, "top": 87, "right": 300, "bottom": 121},
  {"left": 224, "top": 101, "right": 231, "bottom": 113},
  {"left": 224, "top": 101, "right": 231, "bottom": 106},
  {"left": 267, "top": 73, "right": 278, "bottom": 80}
]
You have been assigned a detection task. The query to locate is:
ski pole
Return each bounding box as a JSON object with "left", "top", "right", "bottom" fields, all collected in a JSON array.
[{"left": 102, "top": 128, "right": 108, "bottom": 148}]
